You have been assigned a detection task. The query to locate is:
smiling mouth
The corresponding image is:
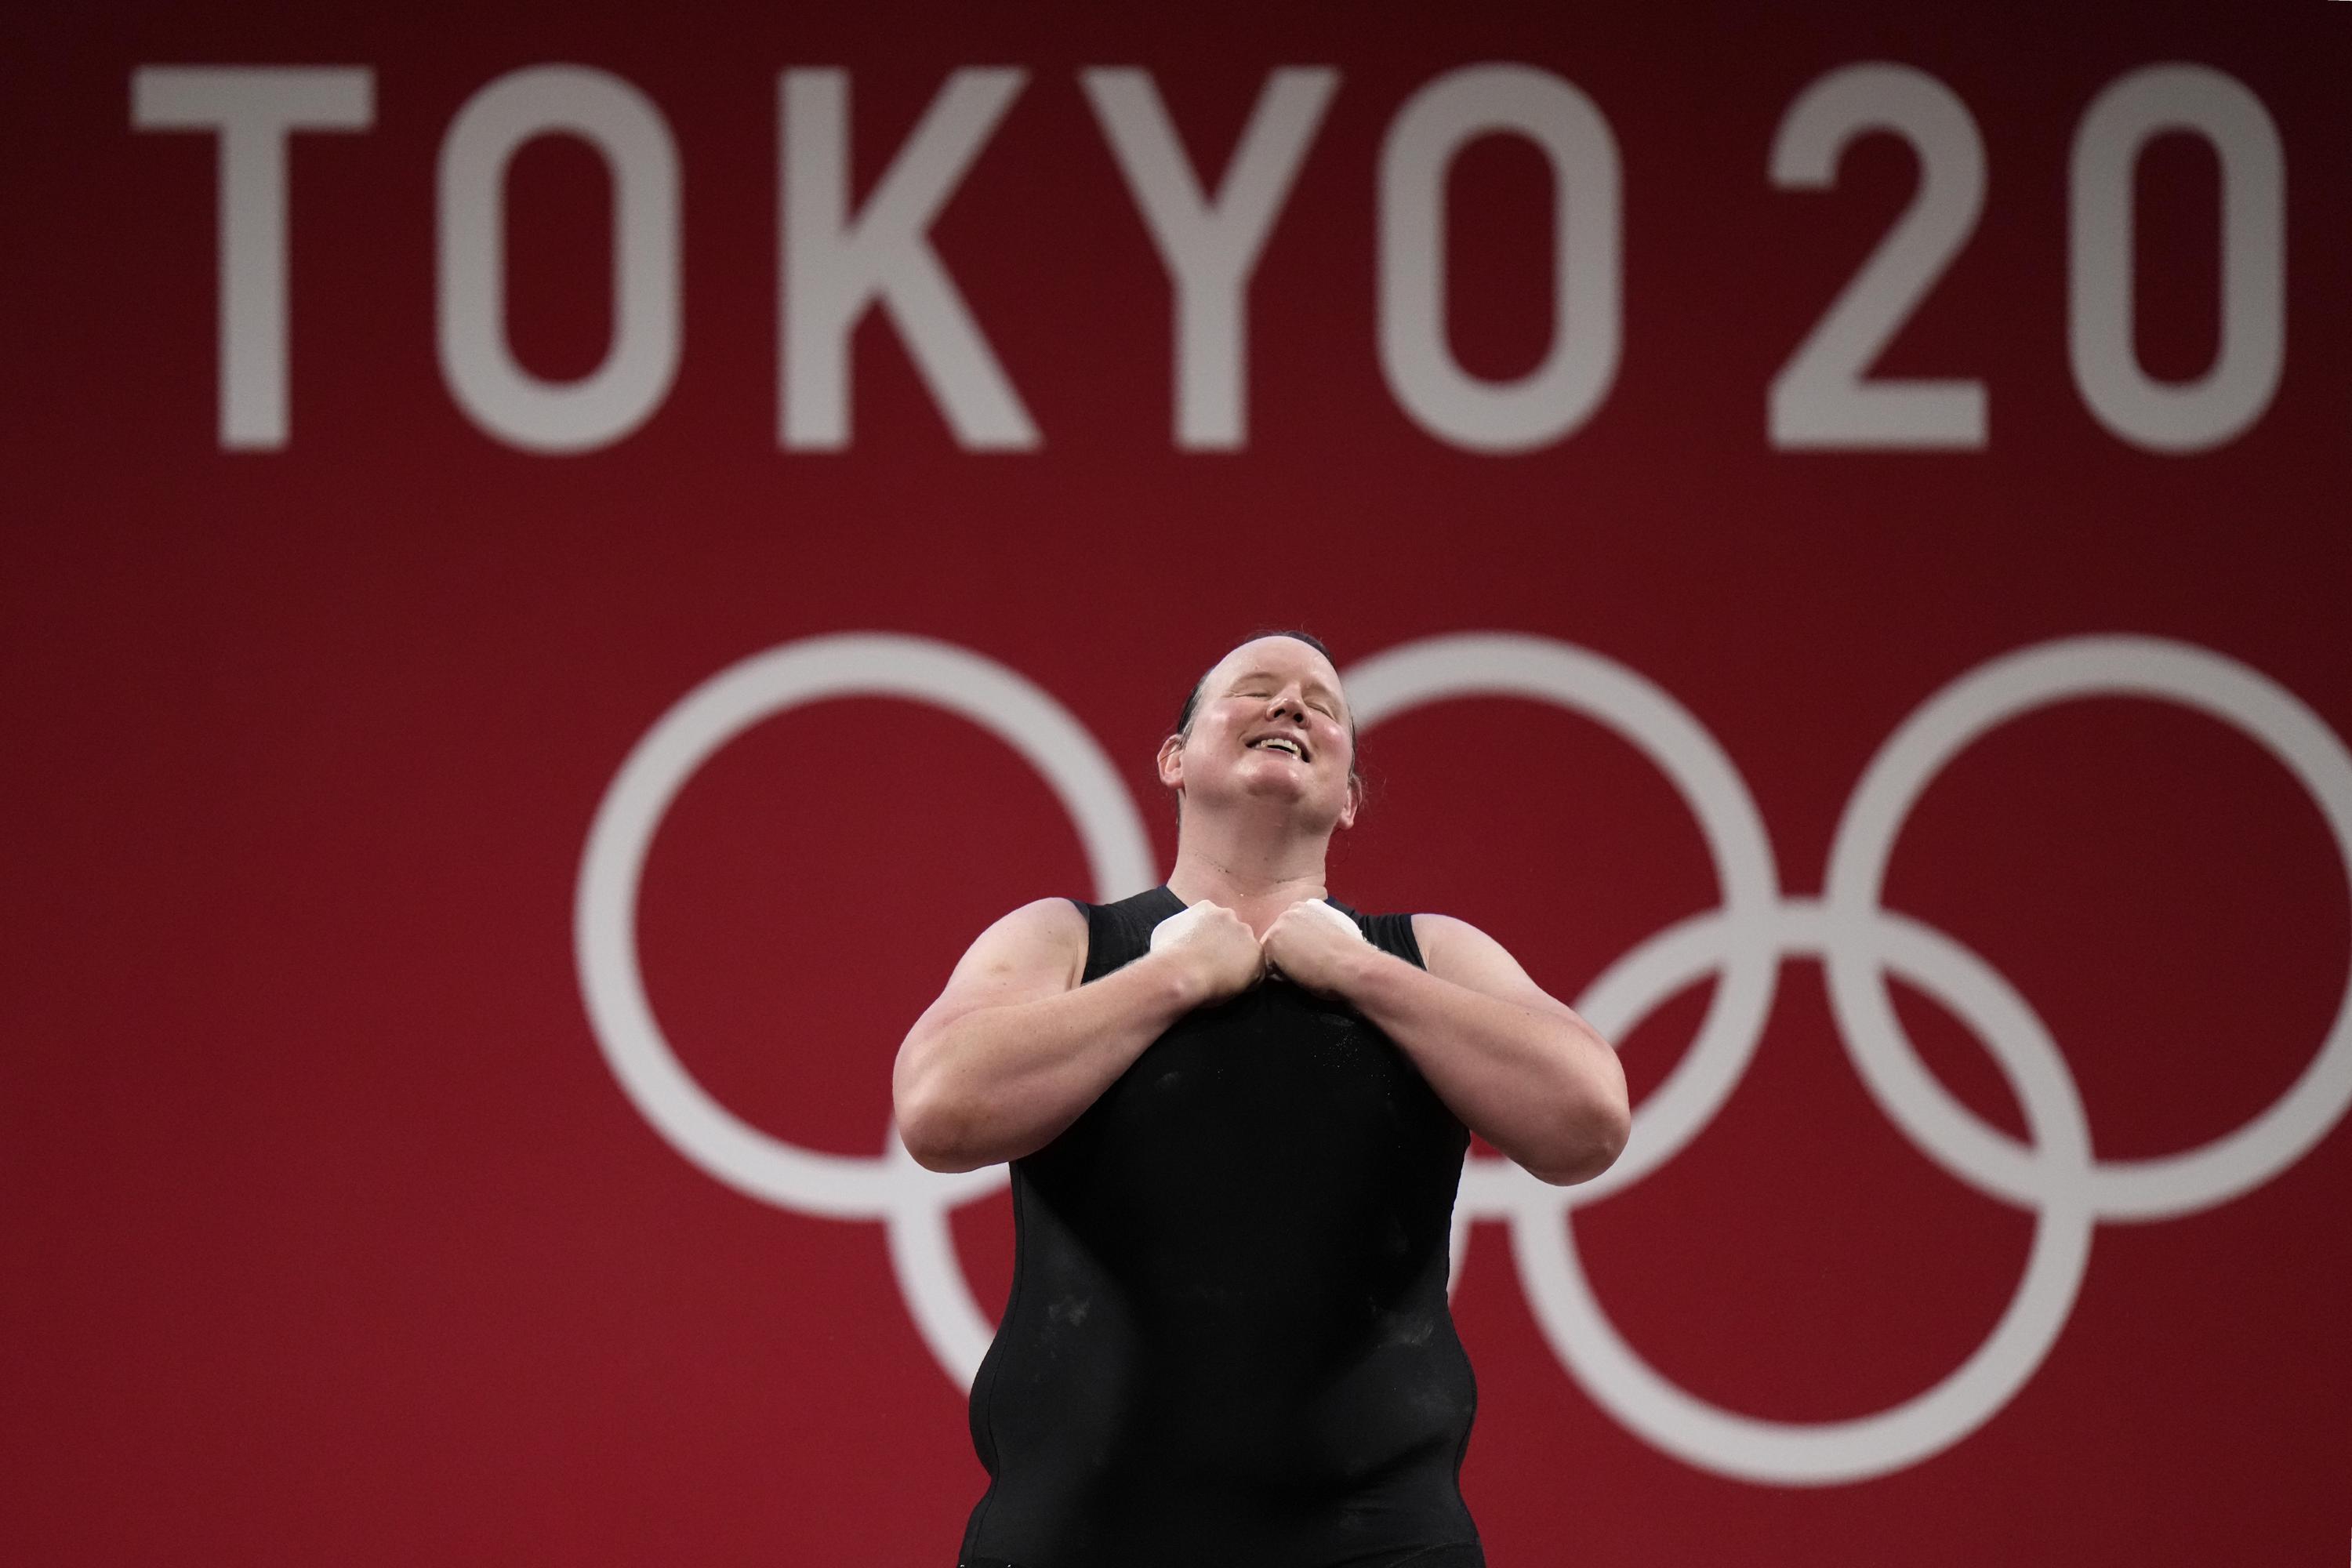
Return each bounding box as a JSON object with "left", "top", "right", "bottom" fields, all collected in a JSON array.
[{"left": 1248, "top": 736, "right": 1307, "bottom": 760}]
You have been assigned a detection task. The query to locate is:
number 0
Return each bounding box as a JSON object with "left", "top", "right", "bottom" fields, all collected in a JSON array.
[{"left": 2068, "top": 64, "right": 2285, "bottom": 454}]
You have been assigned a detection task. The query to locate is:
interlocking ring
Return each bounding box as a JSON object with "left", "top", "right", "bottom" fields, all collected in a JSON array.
[{"left": 575, "top": 630, "right": 2352, "bottom": 1486}]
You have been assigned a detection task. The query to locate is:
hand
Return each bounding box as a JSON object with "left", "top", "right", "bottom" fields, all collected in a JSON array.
[
  {"left": 1261, "top": 898, "right": 1371, "bottom": 1000},
  {"left": 1148, "top": 900, "right": 1265, "bottom": 1004}
]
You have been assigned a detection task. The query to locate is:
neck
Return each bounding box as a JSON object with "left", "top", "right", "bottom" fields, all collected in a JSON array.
[{"left": 1164, "top": 804, "right": 1334, "bottom": 935}]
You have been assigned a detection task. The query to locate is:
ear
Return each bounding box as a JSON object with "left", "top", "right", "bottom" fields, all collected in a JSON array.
[
  {"left": 1156, "top": 733, "right": 1186, "bottom": 790},
  {"left": 1337, "top": 774, "right": 1363, "bottom": 831}
]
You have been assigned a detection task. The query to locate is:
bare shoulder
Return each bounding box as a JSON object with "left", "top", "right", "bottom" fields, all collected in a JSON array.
[
  {"left": 935, "top": 897, "right": 1088, "bottom": 1005},
  {"left": 986, "top": 895, "right": 1089, "bottom": 945},
  {"left": 1410, "top": 913, "right": 1574, "bottom": 1015},
  {"left": 1408, "top": 912, "right": 1508, "bottom": 970},
  {"left": 895, "top": 898, "right": 1091, "bottom": 1127}
]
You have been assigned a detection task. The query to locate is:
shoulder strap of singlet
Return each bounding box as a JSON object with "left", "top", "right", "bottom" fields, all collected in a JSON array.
[
  {"left": 1327, "top": 899, "right": 1427, "bottom": 971},
  {"left": 1071, "top": 886, "right": 1184, "bottom": 984},
  {"left": 1069, "top": 888, "right": 1428, "bottom": 982}
]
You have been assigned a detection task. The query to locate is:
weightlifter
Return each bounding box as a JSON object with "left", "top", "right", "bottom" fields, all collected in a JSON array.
[{"left": 892, "top": 630, "right": 1631, "bottom": 1568}]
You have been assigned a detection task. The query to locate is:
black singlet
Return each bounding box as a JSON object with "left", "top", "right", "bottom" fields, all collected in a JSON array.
[{"left": 956, "top": 887, "right": 1484, "bottom": 1568}]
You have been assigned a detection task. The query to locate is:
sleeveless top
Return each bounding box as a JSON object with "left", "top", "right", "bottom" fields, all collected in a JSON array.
[{"left": 956, "top": 887, "right": 1483, "bottom": 1568}]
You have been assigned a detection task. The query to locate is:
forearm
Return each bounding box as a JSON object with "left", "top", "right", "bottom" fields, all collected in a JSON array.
[
  {"left": 895, "top": 953, "right": 1203, "bottom": 1171},
  {"left": 1345, "top": 950, "right": 1630, "bottom": 1185}
]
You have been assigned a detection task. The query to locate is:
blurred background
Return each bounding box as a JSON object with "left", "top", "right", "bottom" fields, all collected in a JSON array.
[{"left": 3, "top": 1, "right": 2347, "bottom": 1563}]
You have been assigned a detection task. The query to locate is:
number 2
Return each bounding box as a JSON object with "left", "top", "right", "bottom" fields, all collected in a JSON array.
[{"left": 1769, "top": 64, "right": 1987, "bottom": 450}]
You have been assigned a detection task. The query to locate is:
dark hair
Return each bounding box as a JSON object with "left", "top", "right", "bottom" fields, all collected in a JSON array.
[{"left": 1173, "top": 629, "right": 1363, "bottom": 789}]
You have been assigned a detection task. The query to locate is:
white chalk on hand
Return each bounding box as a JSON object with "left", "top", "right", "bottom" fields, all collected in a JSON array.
[
  {"left": 1149, "top": 901, "right": 1221, "bottom": 953},
  {"left": 1298, "top": 898, "right": 1367, "bottom": 942},
  {"left": 1150, "top": 898, "right": 1364, "bottom": 955}
]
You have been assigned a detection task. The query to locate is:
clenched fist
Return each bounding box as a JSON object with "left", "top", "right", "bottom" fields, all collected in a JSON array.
[
  {"left": 1261, "top": 898, "right": 1371, "bottom": 999},
  {"left": 1148, "top": 899, "right": 1266, "bottom": 1004}
]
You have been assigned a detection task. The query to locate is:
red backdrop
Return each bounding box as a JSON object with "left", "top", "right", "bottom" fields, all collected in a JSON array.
[{"left": 5, "top": 1, "right": 2349, "bottom": 1563}]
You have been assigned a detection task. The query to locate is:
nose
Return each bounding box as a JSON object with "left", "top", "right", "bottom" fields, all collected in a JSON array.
[{"left": 1265, "top": 684, "right": 1309, "bottom": 720}]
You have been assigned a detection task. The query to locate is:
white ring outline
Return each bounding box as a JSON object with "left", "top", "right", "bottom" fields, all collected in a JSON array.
[
  {"left": 1512, "top": 901, "right": 2095, "bottom": 1484},
  {"left": 574, "top": 631, "right": 1156, "bottom": 1225},
  {"left": 1824, "top": 635, "right": 2352, "bottom": 1221}
]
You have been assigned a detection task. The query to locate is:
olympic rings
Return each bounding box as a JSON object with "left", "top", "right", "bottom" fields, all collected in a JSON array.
[{"left": 573, "top": 630, "right": 2352, "bottom": 1486}]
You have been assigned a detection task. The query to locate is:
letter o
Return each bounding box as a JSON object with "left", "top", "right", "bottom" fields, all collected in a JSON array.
[
  {"left": 1377, "top": 64, "right": 1623, "bottom": 452},
  {"left": 437, "top": 65, "right": 682, "bottom": 452}
]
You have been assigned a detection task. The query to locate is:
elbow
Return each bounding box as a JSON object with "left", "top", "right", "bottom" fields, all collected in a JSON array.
[
  {"left": 1527, "top": 1087, "right": 1632, "bottom": 1188},
  {"left": 895, "top": 1097, "right": 947, "bottom": 1171},
  {"left": 895, "top": 1093, "right": 975, "bottom": 1173},
  {"left": 892, "top": 1059, "right": 978, "bottom": 1174},
  {"left": 1588, "top": 1094, "right": 1635, "bottom": 1179},
  {"left": 894, "top": 1032, "right": 1030, "bottom": 1173}
]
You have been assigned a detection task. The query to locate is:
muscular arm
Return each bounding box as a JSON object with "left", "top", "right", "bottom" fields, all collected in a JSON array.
[
  {"left": 1377, "top": 915, "right": 1628, "bottom": 1184},
  {"left": 1266, "top": 906, "right": 1630, "bottom": 1185},
  {"left": 891, "top": 899, "right": 1220, "bottom": 1172}
]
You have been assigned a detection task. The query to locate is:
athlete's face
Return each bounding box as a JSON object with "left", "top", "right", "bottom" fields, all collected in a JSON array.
[{"left": 1159, "top": 637, "right": 1360, "bottom": 829}]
